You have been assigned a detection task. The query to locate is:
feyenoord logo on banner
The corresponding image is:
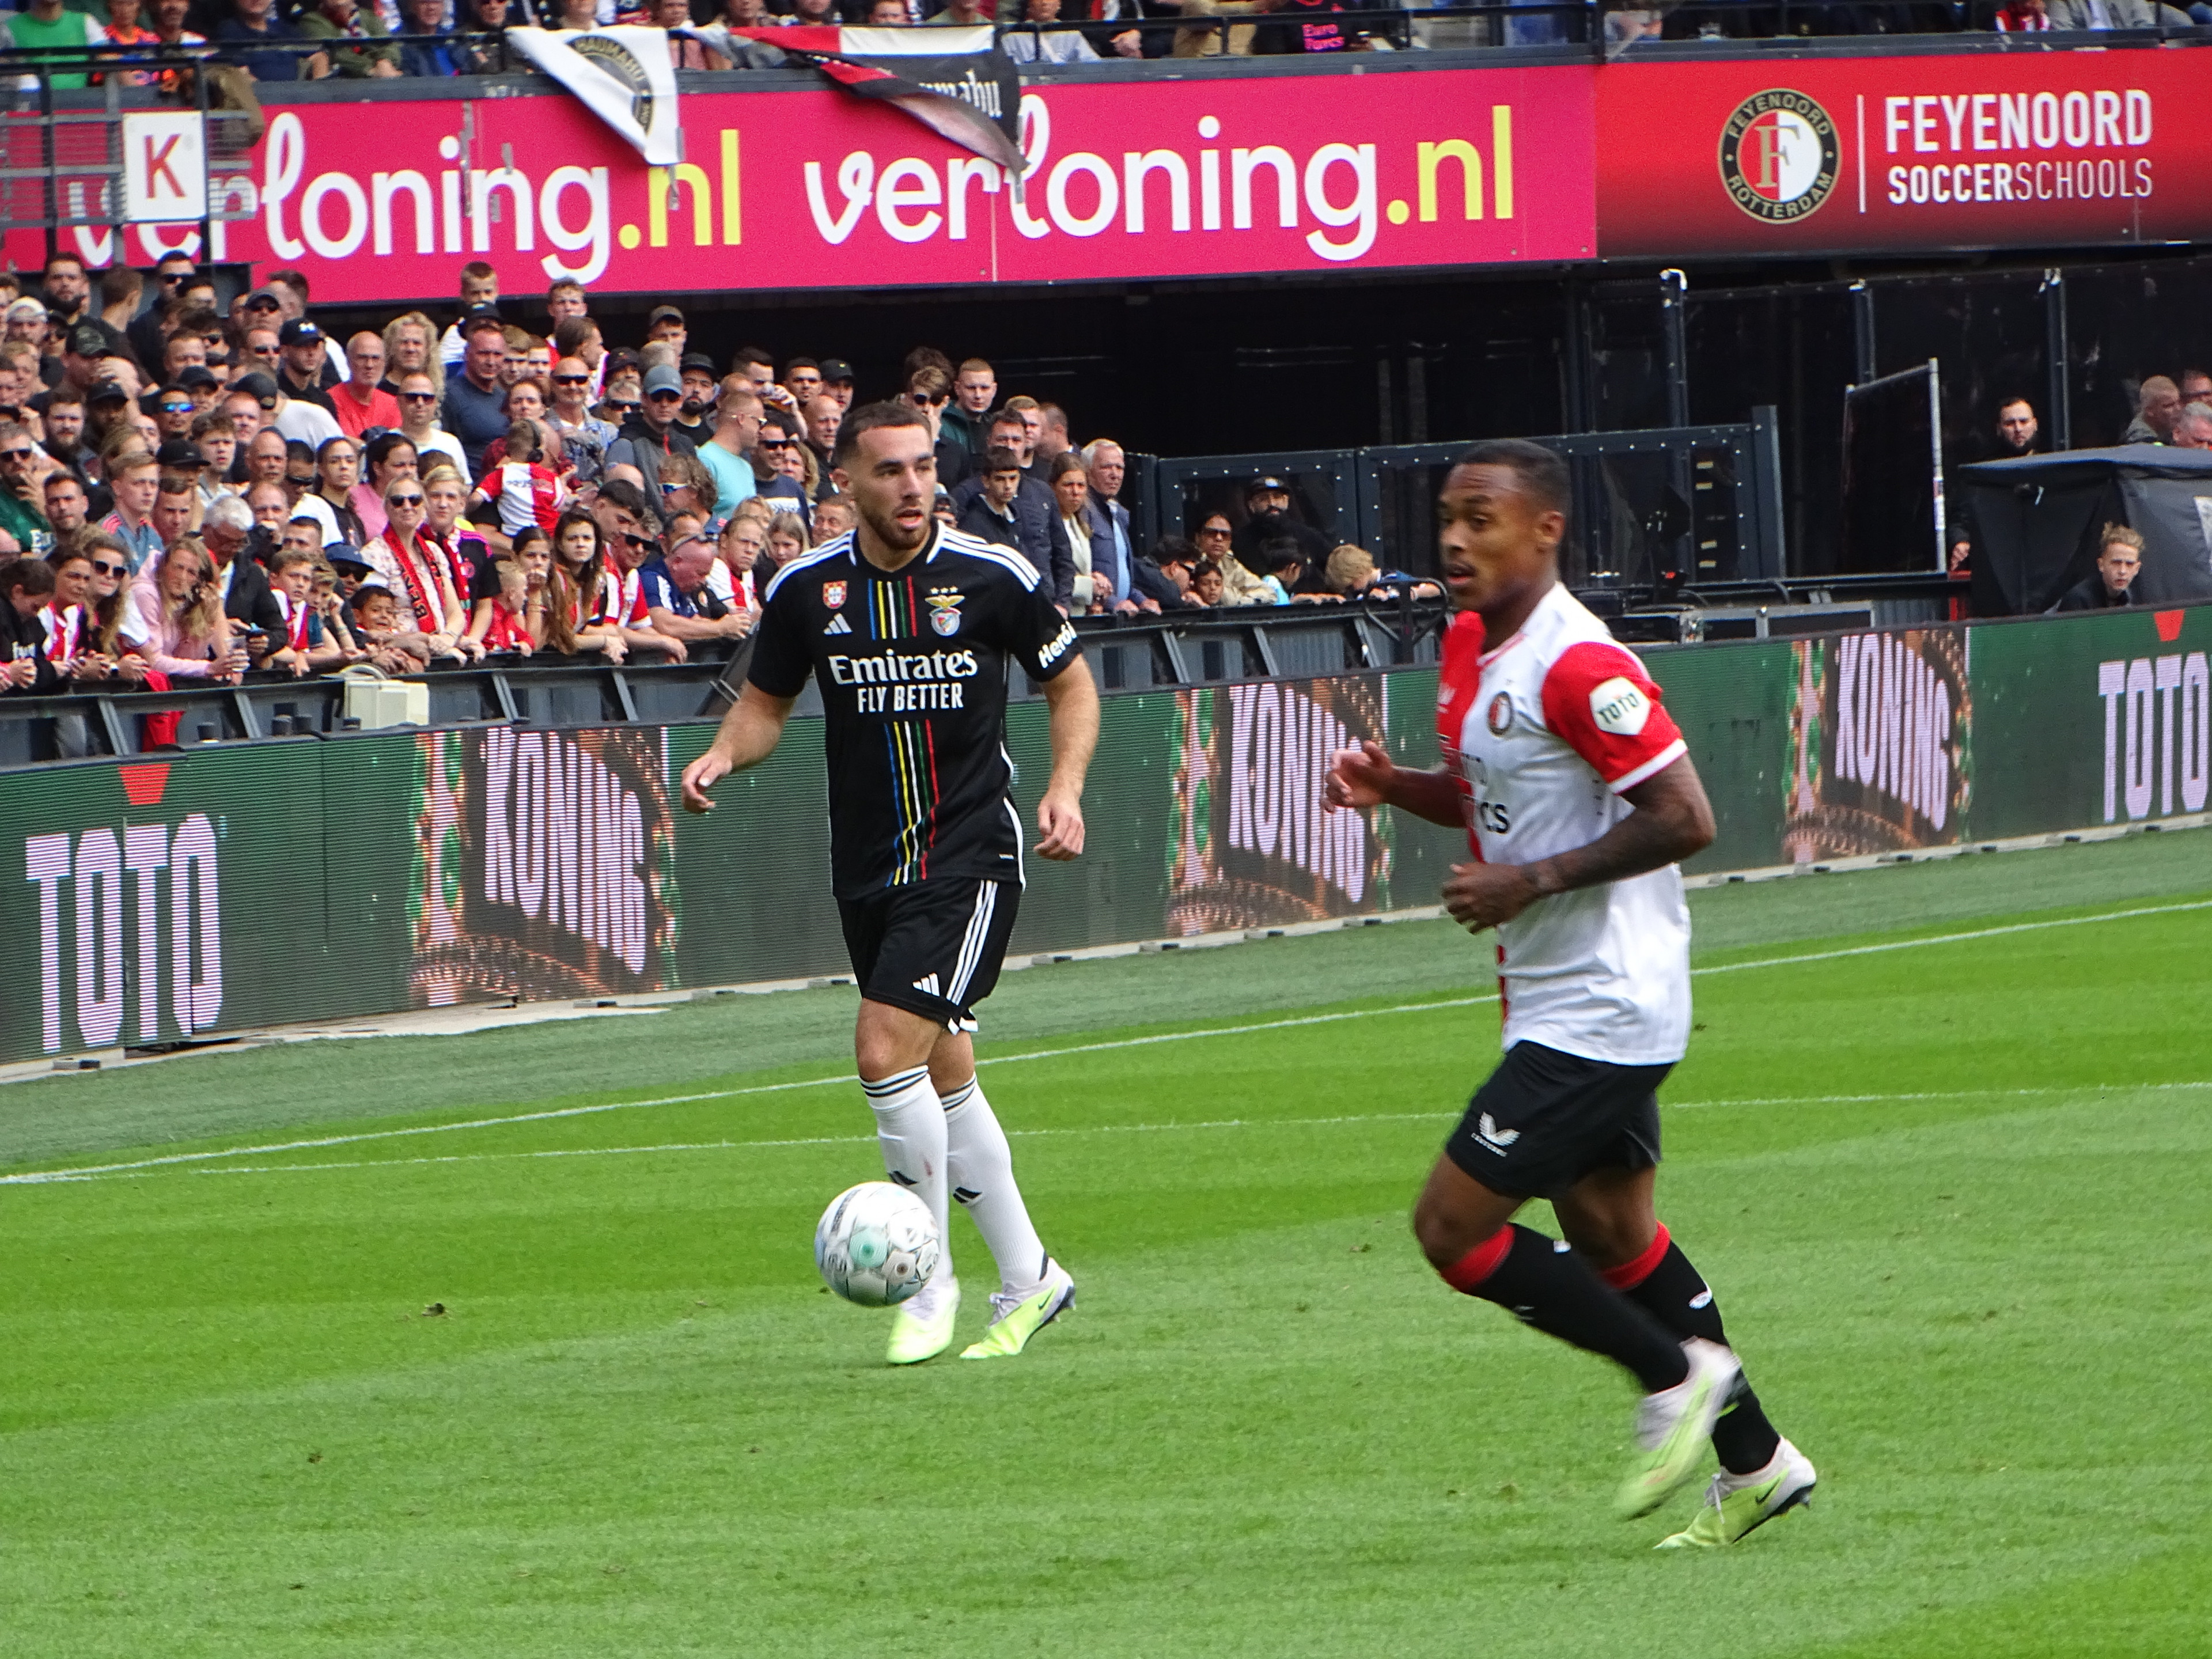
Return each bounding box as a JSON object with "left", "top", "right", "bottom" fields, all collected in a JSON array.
[{"left": 1717, "top": 89, "right": 1839, "bottom": 224}]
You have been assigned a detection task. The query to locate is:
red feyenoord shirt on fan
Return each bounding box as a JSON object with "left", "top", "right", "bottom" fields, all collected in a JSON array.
[{"left": 1437, "top": 585, "right": 1693, "bottom": 1065}]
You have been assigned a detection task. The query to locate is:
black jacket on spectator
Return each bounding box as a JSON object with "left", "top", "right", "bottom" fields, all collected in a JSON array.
[
  {"left": 2047, "top": 574, "right": 2137, "bottom": 614},
  {"left": 1131, "top": 555, "right": 1197, "bottom": 609},
  {"left": 2, "top": 599, "right": 60, "bottom": 694},
  {"left": 605, "top": 415, "right": 698, "bottom": 480},
  {"left": 1232, "top": 508, "right": 1334, "bottom": 577},
  {"left": 219, "top": 553, "right": 285, "bottom": 639},
  {"left": 934, "top": 435, "right": 972, "bottom": 490},
  {"left": 941, "top": 404, "right": 991, "bottom": 457},
  {"left": 952, "top": 471, "right": 1073, "bottom": 610}
]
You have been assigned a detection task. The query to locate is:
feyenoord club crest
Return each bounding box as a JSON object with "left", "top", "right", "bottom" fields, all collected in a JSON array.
[
  {"left": 1487, "top": 692, "right": 1513, "bottom": 735},
  {"left": 927, "top": 590, "right": 963, "bottom": 637},
  {"left": 823, "top": 581, "right": 846, "bottom": 609},
  {"left": 1717, "top": 89, "right": 1839, "bottom": 224}
]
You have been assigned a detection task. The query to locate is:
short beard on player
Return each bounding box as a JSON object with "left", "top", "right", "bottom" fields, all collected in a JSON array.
[{"left": 858, "top": 492, "right": 930, "bottom": 556}]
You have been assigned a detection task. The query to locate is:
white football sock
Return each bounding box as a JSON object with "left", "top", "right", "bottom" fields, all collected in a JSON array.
[
  {"left": 941, "top": 1074, "right": 1047, "bottom": 1297},
  {"left": 862, "top": 1066, "right": 952, "bottom": 1286}
]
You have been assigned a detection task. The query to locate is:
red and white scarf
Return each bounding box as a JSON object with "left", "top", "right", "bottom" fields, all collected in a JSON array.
[
  {"left": 41, "top": 601, "right": 85, "bottom": 664},
  {"left": 381, "top": 528, "right": 449, "bottom": 631}
]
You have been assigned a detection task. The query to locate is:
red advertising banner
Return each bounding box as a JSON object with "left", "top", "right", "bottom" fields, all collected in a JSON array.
[
  {"left": 6, "top": 66, "right": 1593, "bottom": 302},
  {"left": 1597, "top": 50, "right": 2212, "bottom": 258}
]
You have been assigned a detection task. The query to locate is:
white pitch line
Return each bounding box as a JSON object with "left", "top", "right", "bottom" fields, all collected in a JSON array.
[
  {"left": 68, "top": 1080, "right": 2209, "bottom": 1185},
  {"left": 7, "top": 895, "right": 2209, "bottom": 1188}
]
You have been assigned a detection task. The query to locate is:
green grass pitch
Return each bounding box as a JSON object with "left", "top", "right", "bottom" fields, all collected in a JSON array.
[{"left": 3, "top": 832, "right": 2209, "bottom": 1657}]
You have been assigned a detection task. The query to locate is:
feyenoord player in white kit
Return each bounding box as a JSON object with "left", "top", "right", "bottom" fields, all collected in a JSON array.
[
  {"left": 1326, "top": 441, "right": 1816, "bottom": 1544},
  {"left": 682, "top": 402, "right": 1100, "bottom": 1367}
]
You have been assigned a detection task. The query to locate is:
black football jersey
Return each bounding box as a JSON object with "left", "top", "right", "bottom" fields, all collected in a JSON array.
[{"left": 747, "top": 525, "right": 1081, "bottom": 899}]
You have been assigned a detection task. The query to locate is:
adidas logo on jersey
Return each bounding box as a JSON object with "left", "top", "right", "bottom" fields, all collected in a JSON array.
[
  {"left": 912, "top": 973, "right": 942, "bottom": 997},
  {"left": 1474, "top": 1112, "right": 1520, "bottom": 1154},
  {"left": 823, "top": 613, "right": 853, "bottom": 635}
]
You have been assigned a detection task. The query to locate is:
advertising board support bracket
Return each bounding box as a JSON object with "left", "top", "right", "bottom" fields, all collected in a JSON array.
[
  {"left": 1658, "top": 270, "right": 1694, "bottom": 596},
  {"left": 1851, "top": 280, "right": 1877, "bottom": 389},
  {"left": 2043, "top": 269, "right": 2072, "bottom": 454}
]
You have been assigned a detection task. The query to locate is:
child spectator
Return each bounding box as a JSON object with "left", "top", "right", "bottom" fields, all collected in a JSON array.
[
  {"left": 471, "top": 418, "right": 567, "bottom": 537},
  {"left": 264, "top": 545, "right": 349, "bottom": 676},
  {"left": 1192, "top": 561, "right": 1226, "bottom": 607},
  {"left": 547, "top": 507, "right": 629, "bottom": 664},
  {"left": 465, "top": 552, "right": 536, "bottom": 657}
]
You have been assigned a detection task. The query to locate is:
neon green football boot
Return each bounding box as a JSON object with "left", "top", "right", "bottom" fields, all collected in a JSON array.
[
  {"left": 959, "top": 1260, "right": 1076, "bottom": 1360},
  {"left": 1616, "top": 1338, "right": 1741, "bottom": 1519},
  {"left": 1657, "top": 1438, "right": 1817, "bottom": 1548},
  {"left": 885, "top": 1277, "right": 959, "bottom": 1366}
]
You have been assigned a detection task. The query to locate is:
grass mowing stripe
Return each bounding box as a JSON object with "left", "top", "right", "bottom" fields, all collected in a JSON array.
[
  {"left": 62, "top": 1079, "right": 2212, "bottom": 1185},
  {"left": 9, "top": 892, "right": 2207, "bottom": 1189}
]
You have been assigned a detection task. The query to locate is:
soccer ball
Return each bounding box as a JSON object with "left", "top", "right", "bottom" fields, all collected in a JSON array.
[{"left": 815, "top": 1181, "right": 941, "bottom": 1308}]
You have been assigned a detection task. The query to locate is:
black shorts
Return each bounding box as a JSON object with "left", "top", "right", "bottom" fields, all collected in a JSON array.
[
  {"left": 837, "top": 877, "right": 1021, "bottom": 1032},
  {"left": 1442, "top": 1041, "right": 1672, "bottom": 1200}
]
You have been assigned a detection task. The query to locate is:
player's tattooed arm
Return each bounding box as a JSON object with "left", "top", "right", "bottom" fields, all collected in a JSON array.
[
  {"left": 1325, "top": 740, "right": 1464, "bottom": 828},
  {"left": 680, "top": 683, "right": 798, "bottom": 814},
  {"left": 1442, "top": 756, "right": 1717, "bottom": 931}
]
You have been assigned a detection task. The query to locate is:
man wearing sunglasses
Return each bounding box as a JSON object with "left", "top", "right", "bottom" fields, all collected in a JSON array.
[
  {"left": 547, "top": 357, "right": 614, "bottom": 484},
  {"left": 697, "top": 377, "right": 762, "bottom": 520},
  {"left": 605, "top": 364, "right": 700, "bottom": 480},
  {"left": 396, "top": 370, "right": 467, "bottom": 476},
  {"left": 0, "top": 421, "right": 54, "bottom": 554}
]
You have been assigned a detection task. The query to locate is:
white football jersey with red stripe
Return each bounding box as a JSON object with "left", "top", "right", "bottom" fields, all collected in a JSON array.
[{"left": 1437, "top": 584, "right": 1692, "bottom": 1065}]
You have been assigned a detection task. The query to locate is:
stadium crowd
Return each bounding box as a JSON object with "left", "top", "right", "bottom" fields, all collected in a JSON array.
[
  {"left": 4, "top": 0, "right": 2189, "bottom": 88},
  {"left": 0, "top": 254, "right": 1433, "bottom": 695}
]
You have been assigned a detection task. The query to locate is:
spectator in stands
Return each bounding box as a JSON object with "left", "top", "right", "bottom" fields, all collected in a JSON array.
[
  {"left": 41, "top": 391, "right": 93, "bottom": 482},
  {"left": 713, "top": 506, "right": 769, "bottom": 611},
  {"left": 783, "top": 359, "right": 823, "bottom": 406},
  {"left": 151, "top": 471, "right": 196, "bottom": 553},
  {"left": 1990, "top": 395, "right": 2040, "bottom": 459},
  {"left": 1035, "top": 403, "right": 1073, "bottom": 464},
  {"left": 2, "top": 557, "right": 62, "bottom": 692},
  {"left": 1233, "top": 475, "right": 1332, "bottom": 575},
  {"left": 456, "top": 0, "right": 514, "bottom": 71},
  {"left": 750, "top": 410, "right": 812, "bottom": 520},
  {"left": 278, "top": 320, "right": 339, "bottom": 403},
  {"left": 658, "top": 0, "right": 730, "bottom": 63},
  {"left": 607, "top": 365, "right": 700, "bottom": 478},
  {"left": 302, "top": 0, "right": 402, "bottom": 75},
  {"left": 1082, "top": 437, "right": 1135, "bottom": 607},
  {"left": 548, "top": 509, "right": 628, "bottom": 662},
  {"left": 38, "top": 544, "right": 96, "bottom": 677},
  {"left": 763, "top": 511, "right": 810, "bottom": 577},
  {"left": 366, "top": 475, "right": 475, "bottom": 657},
  {"left": 147, "top": 385, "right": 196, "bottom": 445},
  {"left": 802, "top": 395, "right": 845, "bottom": 479},
  {"left": 1135, "top": 536, "right": 1201, "bottom": 611},
  {"left": 262, "top": 546, "right": 350, "bottom": 673},
  {"left": 1992, "top": 0, "right": 2049, "bottom": 27},
  {"left": 818, "top": 359, "right": 856, "bottom": 416},
  {"left": 696, "top": 379, "right": 762, "bottom": 520},
  {"left": 959, "top": 445, "right": 1027, "bottom": 548},
  {"left": 438, "top": 266, "right": 501, "bottom": 370},
  {"left": 356, "top": 433, "right": 419, "bottom": 539},
  {"left": 393, "top": 370, "right": 466, "bottom": 476},
  {"left": 1051, "top": 451, "right": 1111, "bottom": 615},
  {"left": 0, "top": 422, "right": 52, "bottom": 552},
  {"left": 1257, "top": 537, "right": 1314, "bottom": 605},
  {"left": 13, "top": 2, "right": 109, "bottom": 93},
  {"left": 300, "top": 436, "right": 370, "bottom": 553},
  {"left": 952, "top": 408, "right": 1068, "bottom": 603},
  {"left": 218, "top": 0, "right": 328, "bottom": 79},
  {"left": 382, "top": 312, "right": 442, "bottom": 398},
  {"left": 675, "top": 354, "right": 720, "bottom": 446},
  {"left": 2125, "top": 377, "right": 2183, "bottom": 445},
  {"left": 642, "top": 529, "right": 749, "bottom": 645},
  {"left": 474, "top": 419, "right": 569, "bottom": 539},
  {"left": 2048, "top": 0, "right": 2191, "bottom": 22},
  {"left": 127, "top": 536, "right": 246, "bottom": 680},
  {"left": 188, "top": 415, "right": 235, "bottom": 506},
  {"left": 1194, "top": 510, "right": 1272, "bottom": 605},
  {"left": 550, "top": 358, "right": 615, "bottom": 483},
  {"left": 397, "top": 0, "right": 462, "bottom": 74},
  {"left": 1003, "top": 0, "right": 1102, "bottom": 61},
  {"left": 100, "top": 450, "right": 163, "bottom": 574},
  {"left": 1191, "top": 561, "right": 1227, "bottom": 605},
  {"left": 199, "top": 494, "right": 282, "bottom": 640},
  {"left": 331, "top": 334, "right": 403, "bottom": 440},
  {"left": 441, "top": 316, "right": 513, "bottom": 477},
  {"left": 2048, "top": 524, "right": 2143, "bottom": 612},
  {"left": 2173, "top": 403, "right": 2212, "bottom": 450},
  {"left": 1325, "top": 542, "right": 1437, "bottom": 600},
  {"left": 44, "top": 473, "right": 89, "bottom": 538}
]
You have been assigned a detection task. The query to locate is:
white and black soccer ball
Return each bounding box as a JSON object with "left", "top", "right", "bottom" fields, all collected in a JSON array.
[{"left": 814, "top": 1181, "right": 941, "bottom": 1308}]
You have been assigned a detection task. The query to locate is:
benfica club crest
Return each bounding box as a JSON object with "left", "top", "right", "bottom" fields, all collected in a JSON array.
[
  {"left": 1717, "top": 89, "right": 1839, "bottom": 224},
  {"left": 927, "top": 590, "right": 963, "bottom": 637},
  {"left": 823, "top": 581, "right": 846, "bottom": 609}
]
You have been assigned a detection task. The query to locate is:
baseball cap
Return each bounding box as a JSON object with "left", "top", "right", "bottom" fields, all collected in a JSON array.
[
  {"left": 66, "top": 323, "right": 109, "bottom": 358},
  {"left": 327, "top": 547, "right": 374, "bottom": 574},
  {"left": 278, "top": 317, "right": 324, "bottom": 347},
  {"left": 1246, "top": 474, "right": 1290, "bottom": 497},
  {"left": 679, "top": 352, "right": 717, "bottom": 376},
  {"left": 243, "top": 286, "right": 285, "bottom": 310},
  {"left": 647, "top": 304, "right": 685, "bottom": 328},
  {"left": 88, "top": 379, "right": 132, "bottom": 405},
  {"left": 818, "top": 358, "right": 855, "bottom": 383},
  {"left": 232, "top": 371, "right": 281, "bottom": 409},
  {"left": 156, "top": 439, "right": 204, "bottom": 469},
  {"left": 179, "top": 365, "right": 219, "bottom": 391},
  {"left": 642, "top": 365, "right": 683, "bottom": 397},
  {"left": 5, "top": 297, "right": 46, "bottom": 324}
]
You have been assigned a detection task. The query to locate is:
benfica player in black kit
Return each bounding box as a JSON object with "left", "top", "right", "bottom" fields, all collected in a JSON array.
[{"left": 681, "top": 402, "right": 1100, "bottom": 1367}]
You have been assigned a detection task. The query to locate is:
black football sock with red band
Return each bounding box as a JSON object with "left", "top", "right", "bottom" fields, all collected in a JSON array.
[
  {"left": 1603, "top": 1223, "right": 1783, "bottom": 1476},
  {"left": 1442, "top": 1223, "right": 1691, "bottom": 1395}
]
